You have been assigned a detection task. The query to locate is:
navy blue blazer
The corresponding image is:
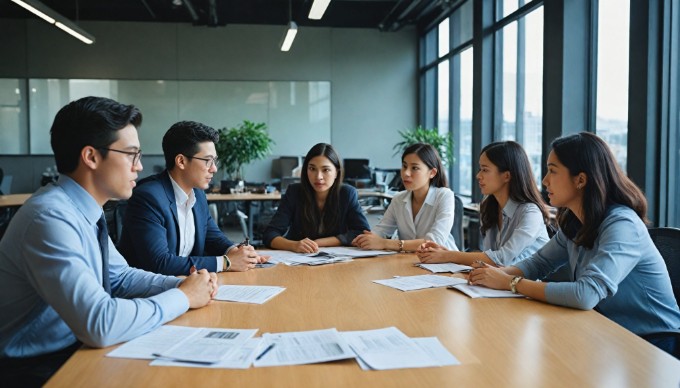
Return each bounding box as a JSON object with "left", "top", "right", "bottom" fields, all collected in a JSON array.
[
  {"left": 263, "top": 183, "right": 370, "bottom": 247},
  {"left": 118, "top": 171, "right": 233, "bottom": 275}
]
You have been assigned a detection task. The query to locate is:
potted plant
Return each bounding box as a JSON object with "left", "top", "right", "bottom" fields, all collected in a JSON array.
[
  {"left": 393, "top": 126, "right": 454, "bottom": 166},
  {"left": 216, "top": 120, "right": 274, "bottom": 190}
]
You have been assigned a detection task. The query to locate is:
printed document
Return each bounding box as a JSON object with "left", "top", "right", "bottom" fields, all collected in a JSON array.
[
  {"left": 352, "top": 337, "right": 460, "bottom": 370},
  {"left": 253, "top": 328, "right": 355, "bottom": 367},
  {"left": 449, "top": 283, "right": 525, "bottom": 298},
  {"left": 150, "top": 337, "right": 264, "bottom": 369},
  {"left": 107, "top": 325, "right": 258, "bottom": 364},
  {"left": 215, "top": 285, "right": 285, "bottom": 304},
  {"left": 319, "top": 246, "right": 395, "bottom": 258},
  {"left": 373, "top": 274, "right": 467, "bottom": 291},
  {"left": 415, "top": 263, "right": 473, "bottom": 273},
  {"left": 343, "top": 327, "right": 457, "bottom": 370}
]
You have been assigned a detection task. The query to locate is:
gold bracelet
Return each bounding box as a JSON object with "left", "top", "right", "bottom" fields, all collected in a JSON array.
[
  {"left": 398, "top": 240, "right": 405, "bottom": 253},
  {"left": 510, "top": 276, "right": 523, "bottom": 294}
]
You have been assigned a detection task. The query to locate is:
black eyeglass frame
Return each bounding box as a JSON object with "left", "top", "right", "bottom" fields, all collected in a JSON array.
[
  {"left": 184, "top": 154, "right": 219, "bottom": 169},
  {"left": 98, "top": 147, "right": 143, "bottom": 166}
]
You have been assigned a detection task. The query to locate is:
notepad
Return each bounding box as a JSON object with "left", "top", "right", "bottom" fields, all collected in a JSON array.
[
  {"left": 415, "top": 263, "right": 473, "bottom": 273},
  {"left": 373, "top": 274, "right": 467, "bottom": 291}
]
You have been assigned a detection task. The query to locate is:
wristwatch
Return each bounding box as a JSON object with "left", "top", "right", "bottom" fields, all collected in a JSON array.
[
  {"left": 223, "top": 254, "right": 231, "bottom": 272},
  {"left": 510, "top": 276, "right": 524, "bottom": 294},
  {"left": 398, "top": 240, "right": 405, "bottom": 253}
]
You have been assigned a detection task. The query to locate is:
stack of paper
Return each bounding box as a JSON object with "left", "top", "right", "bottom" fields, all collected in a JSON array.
[
  {"left": 343, "top": 327, "right": 459, "bottom": 370},
  {"left": 214, "top": 285, "right": 285, "bottom": 304},
  {"left": 107, "top": 326, "right": 258, "bottom": 365},
  {"left": 415, "top": 263, "right": 473, "bottom": 273},
  {"left": 253, "top": 328, "right": 355, "bottom": 367},
  {"left": 373, "top": 274, "right": 467, "bottom": 291},
  {"left": 258, "top": 247, "right": 394, "bottom": 266},
  {"left": 448, "top": 283, "right": 525, "bottom": 298}
]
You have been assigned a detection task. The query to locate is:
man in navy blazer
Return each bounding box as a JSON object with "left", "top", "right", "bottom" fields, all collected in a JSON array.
[{"left": 119, "top": 121, "right": 268, "bottom": 276}]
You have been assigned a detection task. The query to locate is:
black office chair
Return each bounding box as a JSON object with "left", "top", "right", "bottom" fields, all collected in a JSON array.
[
  {"left": 452, "top": 195, "right": 464, "bottom": 251},
  {"left": 641, "top": 227, "right": 680, "bottom": 359}
]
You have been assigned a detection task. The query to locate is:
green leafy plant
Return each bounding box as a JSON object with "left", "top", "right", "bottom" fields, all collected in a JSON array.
[
  {"left": 216, "top": 120, "right": 275, "bottom": 180},
  {"left": 393, "top": 126, "right": 454, "bottom": 166}
]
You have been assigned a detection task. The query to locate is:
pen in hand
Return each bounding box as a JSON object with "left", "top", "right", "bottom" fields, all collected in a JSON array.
[
  {"left": 237, "top": 237, "right": 250, "bottom": 248},
  {"left": 255, "top": 343, "right": 275, "bottom": 361}
]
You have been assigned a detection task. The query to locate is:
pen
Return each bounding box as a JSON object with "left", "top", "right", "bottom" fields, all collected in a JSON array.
[
  {"left": 237, "top": 237, "right": 250, "bottom": 248},
  {"left": 255, "top": 343, "right": 275, "bottom": 361}
]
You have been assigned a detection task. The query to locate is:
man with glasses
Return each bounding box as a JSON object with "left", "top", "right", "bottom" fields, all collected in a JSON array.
[
  {"left": 0, "top": 97, "right": 218, "bottom": 386},
  {"left": 119, "top": 121, "right": 268, "bottom": 276}
]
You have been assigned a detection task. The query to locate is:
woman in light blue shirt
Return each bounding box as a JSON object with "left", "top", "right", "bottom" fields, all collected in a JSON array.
[
  {"left": 352, "top": 143, "right": 458, "bottom": 252},
  {"left": 417, "top": 141, "right": 551, "bottom": 266},
  {"left": 468, "top": 132, "right": 680, "bottom": 356}
]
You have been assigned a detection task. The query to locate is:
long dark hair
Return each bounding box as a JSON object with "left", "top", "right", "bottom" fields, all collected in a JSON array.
[
  {"left": 479, "top": 141, "right": 550, "bottom": 235},
  {"left": 551, "top": 132, "right": 648, "bottom": 248},
  {"left": 402, "top": 143, "right": 447, "bottom": 188},
  {"left": 299, "top": 143, "right": 344, "bottom": 238}
]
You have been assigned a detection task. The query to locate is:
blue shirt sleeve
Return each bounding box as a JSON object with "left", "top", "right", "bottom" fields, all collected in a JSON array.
[{"left": 484, "top": 204, "right": 548, "bottom": 265}]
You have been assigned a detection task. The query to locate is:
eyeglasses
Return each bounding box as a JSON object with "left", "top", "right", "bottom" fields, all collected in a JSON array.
[
  {"left": 185, "top": 155, "right": 219, "bottom": 169},
  {"left": 98, "top": 147, "right": 142, "bottom": 166}
]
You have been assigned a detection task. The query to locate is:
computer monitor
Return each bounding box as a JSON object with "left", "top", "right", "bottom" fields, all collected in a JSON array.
[{"left": 343, "top": 158, "right": 371, "bottom": 180}]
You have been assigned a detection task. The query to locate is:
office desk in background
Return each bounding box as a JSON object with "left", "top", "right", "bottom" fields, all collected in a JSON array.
[
  {"left": 0, "top": 193, "right": 31, "bottom": 208},
  {"left": 47, "top": 254, "right": 680, "bottom": 387}
]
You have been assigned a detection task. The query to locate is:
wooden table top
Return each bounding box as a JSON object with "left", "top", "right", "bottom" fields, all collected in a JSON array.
[
  {"left": 47, "top": 254, "right": 680, "bottom": 387},
  {"left": 0, "top": 193, "right": 31, "bottom": 208}
]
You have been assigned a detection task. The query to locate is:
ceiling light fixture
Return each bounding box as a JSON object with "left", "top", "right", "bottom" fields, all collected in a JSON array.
[
  {"left": 280, "top": 0, "right": 297, "bottom": 52},
  {"left": 10, "top": 0, "right": 95, "bottom": 44},
  {"left": 308, "top": 0, "right": 331, "bottom": 20}
]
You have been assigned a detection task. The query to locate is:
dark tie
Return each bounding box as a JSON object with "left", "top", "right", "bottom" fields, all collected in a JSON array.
[{"left": 97, "top": 214, "right": 112, "bottom": 295}]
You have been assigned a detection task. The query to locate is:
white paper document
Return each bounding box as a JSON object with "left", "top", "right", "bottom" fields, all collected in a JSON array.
[
  {"left": 150, "top": 337, "right": 264, "bottom": 369},
  {"left": 449, "top": 283, "right": 524, "bottom": 298},
  {"left": 415, "top": 263, "right": 473, "bottom": 273},
  {"left": 319, "top": 246, "right": 395, "bottom": 258},
  {"left": 107, "top": 325, "right": 197, "bottom": 360},
  {"left": 373, "top": 274, "right": 467, "bottom": 291},
  {"left": 257, "top": 250, "right": 352, "bottom": 266},
  {"left": 107, "top": 325, "right": 258, "bottom": 364},
  {"left": 215, "top": 285, "right": 285, "bottom": 304},
  {"left": 343, "top": 327, "right": 458, "bottom": 370},
  {"left": 253, "top": 328, "right": 355, "bottom": 367}
]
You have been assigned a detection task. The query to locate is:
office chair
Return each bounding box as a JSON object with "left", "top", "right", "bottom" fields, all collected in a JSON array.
[
  {"left": 452, "top": 195, "right": 464, "bottom": 251},
  {"left": 641, "top": 227, "right": 680, "bottom": 359}
]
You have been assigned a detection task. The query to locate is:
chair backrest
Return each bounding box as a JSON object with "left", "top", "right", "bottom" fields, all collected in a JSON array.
[
  {"left": 648, "top": 227, "right": 680, "bottom": 303},
  {"left": 452, "top": 194, "right": 464, "bottom": 251}
]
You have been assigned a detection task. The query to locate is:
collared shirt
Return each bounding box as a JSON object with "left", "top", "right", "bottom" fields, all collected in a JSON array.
[
  {"left": 168, "top": 175, "right": 224, "bottom": 271},
  {"left": 515, "top": 205, "right": 680, "bottom": 335},
  {"left": 482, "top": 198, "right": 549, "bottom": 266},
  {"left": 372, "top": 186, "right": 458, "bottom": 250},
  {"left": 0, "top": 175, "right": 189, "bottom": 358}
]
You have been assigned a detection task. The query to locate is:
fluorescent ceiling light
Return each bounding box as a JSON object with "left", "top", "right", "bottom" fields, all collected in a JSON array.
[
  {"left": 11, "top": 0, "right": 96, "bottom": 44},
  {"left": 280, "top": 21, "right": 298, "bottom": 52},
  {"left": 308, "top": 0, "right": 331, "bottom": 20}
]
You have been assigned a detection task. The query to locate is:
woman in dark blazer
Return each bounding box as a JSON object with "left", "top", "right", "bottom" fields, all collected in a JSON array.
[{"left": 263, "top": 143, "right": 370, "bottom": 253}]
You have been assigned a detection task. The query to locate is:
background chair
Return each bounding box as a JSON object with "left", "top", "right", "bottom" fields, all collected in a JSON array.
[
  {"left": 452, "top": 195, "right": 464, "bottom": 251},
  {"left": 642, "top": 227, "right": 680, "bottom": 359}
]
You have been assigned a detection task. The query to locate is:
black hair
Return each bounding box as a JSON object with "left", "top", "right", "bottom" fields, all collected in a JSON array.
[
  {"left": 162, "top": 121, "right": 219, "bottom": 170},
  {"left": 551, "top": 132, "right": 648, "bottom": 248},
  {"left": 299, "top": 143, "right": 344, "bottom": 238},
  {"left": 479, "top": 141, "right": 550, "bottom": 235},
  {"left": 50, "top": 96, "right": 142, "bottom": 174},
  {"left": 401, "top": 143, "right": 447, "bottom": 188}
]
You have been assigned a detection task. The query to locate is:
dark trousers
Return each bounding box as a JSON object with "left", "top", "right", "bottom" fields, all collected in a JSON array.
[
  {"left": 0, "top": 342, "right": 81, "bottom": 387},
  {"left": 645, "top": 334, "right": 679, "bottom": 360}
]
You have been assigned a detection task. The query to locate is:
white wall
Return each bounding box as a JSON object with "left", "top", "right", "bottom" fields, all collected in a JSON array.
[{"left": 0, "top": 19, "right": 417, "bottom": 191}]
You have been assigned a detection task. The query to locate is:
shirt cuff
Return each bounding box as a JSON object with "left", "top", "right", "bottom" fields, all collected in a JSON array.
[
  {"left": 150, "top": 288, "right": 190, "bottom": 321},
  {"left": 216, "top": 256, "right": 223, "bottom": 272}
]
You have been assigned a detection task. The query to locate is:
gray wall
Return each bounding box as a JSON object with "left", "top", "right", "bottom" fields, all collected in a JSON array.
[{"left": 0, "top": 19, "right": 417, "bottom": 193}]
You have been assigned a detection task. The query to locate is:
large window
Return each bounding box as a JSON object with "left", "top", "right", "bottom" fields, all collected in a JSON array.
[
  {"left": 495, "top": 2, "right": 544, "bottom": 185},
  {"left": 596, "top": 0, "right": 630, "bottom": 172}
]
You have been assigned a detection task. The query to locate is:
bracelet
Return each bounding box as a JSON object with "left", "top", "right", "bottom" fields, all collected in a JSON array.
[
  {"left": 398, "top": 240, "right": 405, "bottom": 253},
  {"left": 223, "top": 254, "right": 231, "bottom": 272},
  {"left": 510, "top": 276, "right": 524, "bottom": 294}
]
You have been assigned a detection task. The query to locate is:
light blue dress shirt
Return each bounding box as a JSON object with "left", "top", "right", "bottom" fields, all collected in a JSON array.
[
  {"left": 515, "top": 205, "right": 680, "bottom": 335},
  {"left": 0, "top": 176, "right": 189, "bottom": 358},
  {"left": 372, "top": 186, "right": 458, "bottom": 250},
  {"left": 482, "top": 199, "right": 549, "bottom": 265}
]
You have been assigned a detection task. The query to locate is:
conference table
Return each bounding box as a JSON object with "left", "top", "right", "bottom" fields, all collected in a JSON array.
[
  {"left": 47, "top": 254, "right": 680, "bottom": 387},
  {"left": 0, "top": 193, "right": 31, "bottom": 208}
]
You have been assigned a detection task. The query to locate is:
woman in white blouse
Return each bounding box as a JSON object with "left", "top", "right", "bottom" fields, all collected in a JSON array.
[
  {"left": 416, "top": 141, "right": 551, "bottom": 266},
  {"left": 352, "top": 143, "right": 458, "bottom": 252}
]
